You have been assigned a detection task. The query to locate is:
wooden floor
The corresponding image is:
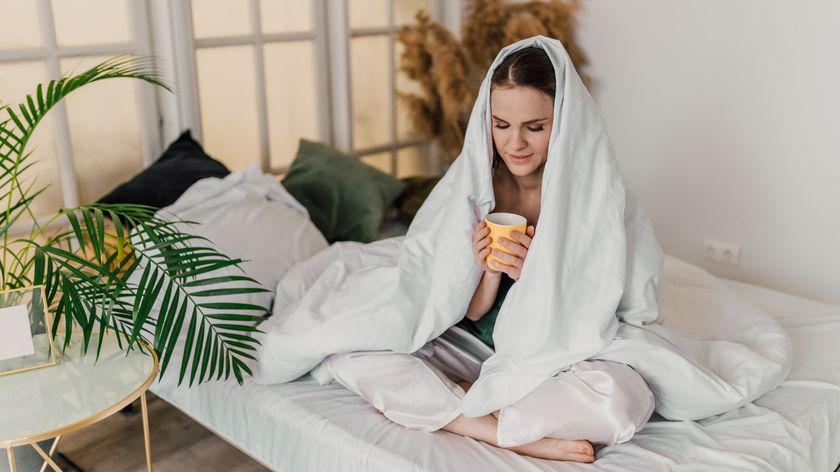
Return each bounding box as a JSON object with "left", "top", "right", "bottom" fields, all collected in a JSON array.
[{"left": 56, "top": 393, "right": 270, "bottom": 472}]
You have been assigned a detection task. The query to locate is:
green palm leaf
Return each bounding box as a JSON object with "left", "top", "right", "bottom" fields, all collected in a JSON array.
[{"left": 2, "top": 56, "right": 268, "bottom": 385}]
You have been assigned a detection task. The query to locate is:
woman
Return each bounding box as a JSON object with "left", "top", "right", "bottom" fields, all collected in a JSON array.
[
  {"left": 259, "top": 35, "right": 790, "bottom": 466},
  {"left": 318, "top": 46, "right": 654, "bottom": 463}
]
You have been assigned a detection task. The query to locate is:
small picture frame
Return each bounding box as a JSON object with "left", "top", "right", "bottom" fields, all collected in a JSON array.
[{"left": 0, "top": 285, "right": 57, "bottom": 376}]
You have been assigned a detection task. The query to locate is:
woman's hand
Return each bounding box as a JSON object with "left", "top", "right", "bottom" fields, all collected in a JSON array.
[
  {"left": 474, "top": 221, "right": 500, "bottom": 275},
  {"left": 489, "top": 225, "right": 536, "bottom": 281}
]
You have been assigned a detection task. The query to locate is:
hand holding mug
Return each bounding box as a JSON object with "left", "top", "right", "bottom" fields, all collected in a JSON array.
[
  {"left": 473, "top": 220, "right": 500, "bottom": 275},
  {"left": 489, "top": 225, "right": 535, "bottom": 281}
]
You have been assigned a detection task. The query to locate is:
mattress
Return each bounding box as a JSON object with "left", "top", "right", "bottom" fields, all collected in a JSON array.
[{"left": 151, "top": 278, "right": 840, "bottom": 471}]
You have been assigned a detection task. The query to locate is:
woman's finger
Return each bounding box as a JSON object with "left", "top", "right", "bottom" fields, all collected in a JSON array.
[
  {"left": 498, "top": 237, "right": 527, "bottom": 258},
  {"left": 473, "top": 226, "right": 490, "bottom": 243},
  {"left": 488, "top": 258, "right": 513, "bottom": 273},
  {"left": 509, "top": 230, "right": 530, "bottom": 247},
  {"left": 510, "top": 230, "right": 532, "bottom": 249},
  {"left": 491, "top": 249, "right": 521, "bottom": 267}
]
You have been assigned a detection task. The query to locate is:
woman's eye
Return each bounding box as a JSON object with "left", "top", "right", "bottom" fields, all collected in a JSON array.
[
  {"left": 527, "top": 126, "right": 544, "bottom": 132},
  {"left": 493, "top": 123, "right": 509, "bottom": 129}
]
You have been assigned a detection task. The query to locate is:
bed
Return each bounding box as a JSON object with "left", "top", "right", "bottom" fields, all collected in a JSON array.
[
  {"left": 126, "top": 144, "right": 837, "bottom": 471},
  {"left": 149, "top": 216, "right": 840, "bottom": 471}
]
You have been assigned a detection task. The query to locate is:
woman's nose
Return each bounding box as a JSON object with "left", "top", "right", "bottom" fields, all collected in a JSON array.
[{"left": 510, "top": 130, "right": 528, "bottom": 150}]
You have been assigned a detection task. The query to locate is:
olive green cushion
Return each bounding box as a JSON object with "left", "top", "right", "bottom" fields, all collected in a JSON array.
[{"left": 282, "top": 139, "right": 406, "bottom": 243}]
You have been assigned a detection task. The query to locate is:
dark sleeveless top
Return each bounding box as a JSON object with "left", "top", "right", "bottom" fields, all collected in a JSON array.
[{"left": 458, "top": 274, "right": 516, "bottom": 350}]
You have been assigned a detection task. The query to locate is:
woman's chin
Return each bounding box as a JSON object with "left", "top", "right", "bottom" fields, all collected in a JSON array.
[{"left": 506, "top": 161, "right": 537, "bottom": 176}]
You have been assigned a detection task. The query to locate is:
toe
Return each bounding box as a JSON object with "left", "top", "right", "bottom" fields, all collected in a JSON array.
[
  {"left": 574, "top": 440, "right": 593, "bottom": 455},
  {"left": 568, "top": 452, "right": 595, "bottom": 463}
]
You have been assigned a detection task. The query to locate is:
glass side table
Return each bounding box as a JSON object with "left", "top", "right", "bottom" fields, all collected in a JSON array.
[{"left": 0, "top": 333, "right": 158, "bottom": 472}]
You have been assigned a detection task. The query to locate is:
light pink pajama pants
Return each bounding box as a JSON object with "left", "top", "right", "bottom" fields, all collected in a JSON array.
[{"left": 321, "top": 331, "right": 655, "bottom": 448}]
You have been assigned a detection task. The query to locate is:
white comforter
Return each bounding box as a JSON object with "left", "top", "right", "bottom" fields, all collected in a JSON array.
[{"left": 255, "top": 35, "right": 791, "bottom": 421}]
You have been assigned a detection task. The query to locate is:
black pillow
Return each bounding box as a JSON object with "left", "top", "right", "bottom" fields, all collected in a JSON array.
[{"left": 97, "top": 130, "right": 229, "bottom": 208}]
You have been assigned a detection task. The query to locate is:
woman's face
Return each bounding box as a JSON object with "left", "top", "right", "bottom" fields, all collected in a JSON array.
[{"left": 490, "top": 85, "right": 554, "bottom": 178}]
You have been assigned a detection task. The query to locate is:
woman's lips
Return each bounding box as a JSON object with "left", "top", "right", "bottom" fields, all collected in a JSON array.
[{"left": 508, "top": 153, "right": 532, "bottom": 161}]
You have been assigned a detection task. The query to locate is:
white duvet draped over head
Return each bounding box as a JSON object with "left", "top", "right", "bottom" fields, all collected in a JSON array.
[{"left": 256, "top": 35, "right": 791, "bottom": 420}]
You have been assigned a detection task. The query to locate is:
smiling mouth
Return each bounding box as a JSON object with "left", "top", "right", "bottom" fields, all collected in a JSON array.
[{"left": 508, "top": 153, "right": 532, "bottom": 160}]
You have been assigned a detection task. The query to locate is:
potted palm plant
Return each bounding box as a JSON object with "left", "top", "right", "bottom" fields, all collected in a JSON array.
[{"left": 0, "top": 56, "right": 266, "bottom": 386}]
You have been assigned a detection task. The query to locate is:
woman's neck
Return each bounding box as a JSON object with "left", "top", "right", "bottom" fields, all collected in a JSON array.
[{"left": 498, "top": 163, "right": 543, "bottom": 195}]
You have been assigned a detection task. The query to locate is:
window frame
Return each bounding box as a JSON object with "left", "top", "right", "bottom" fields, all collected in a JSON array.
[
  {"left": 151, "top": 0, "right": 458, "bottom": 176},
  {"left": 0, "top": 0, "right": 161, "bottom": 214}
]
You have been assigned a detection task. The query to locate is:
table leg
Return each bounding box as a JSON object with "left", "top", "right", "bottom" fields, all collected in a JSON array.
[
  {"left": 31, "top": 443, "right": 61, "bottom": 472},
  {"left": 39, "top": 435, "right": 62, "bottom": 472},
  {"left": 6, "top": 447, "right": 16, "bottom": 472},
  {"left": 141, "top": 392, "right": 153, "bottom": 472}
]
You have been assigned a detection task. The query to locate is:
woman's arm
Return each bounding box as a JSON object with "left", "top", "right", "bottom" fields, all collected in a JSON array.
[{"left": 465, "top": 271, "right": 503, "bottom": 321}]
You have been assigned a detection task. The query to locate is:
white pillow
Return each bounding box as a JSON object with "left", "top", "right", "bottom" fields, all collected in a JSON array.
[
  {"left": 127, "top": 168, "right": 328, "bottom": 382},
  {"left": 160, "top": 165, "right": 328, "bottom": 297},
  {"left": 127, "top": 166, "right": 327, "bottom": 328}
]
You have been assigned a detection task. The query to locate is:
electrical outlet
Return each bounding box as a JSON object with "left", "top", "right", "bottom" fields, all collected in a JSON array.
[{"left": 703, "top": 239, "right": 741, "bottom": 266}]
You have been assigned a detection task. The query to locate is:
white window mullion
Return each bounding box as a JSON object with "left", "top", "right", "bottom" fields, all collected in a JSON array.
[
  {"left": 326, "top": 0, "right": 353, "bottom": 152},
  {"left": 0, "top": 49, "right": 50, "bottom": 63},
  {"left": 0, "top": 44, "right": 146, "bottom": 63},
  {"left": 147, "top": 0, "right": 184, "bottom": 148},
  {"left": 435, "top": 0, "right": 462, "bottom": 41},
  {"left": 250, "top": 0, "right": 270, "bottom": 172},
  {"left": 129, "top": 0, "right": 162, "bottom": 166},
  {"left": 37, "top": 0, "right": 79, "bottom": 209},
  {"left": 349, "top": 26, "right": 391, "bottom": 37},
  {"left": 355, "top": 139, "right": 425, "bottom": 156},
  {"left": 428, "top": 0, "right": 451, "bottom": 174},
  {"left": 173, "top": 0, "right": 202, "bottom": 141},
  {"left": 387, "top": 0, "right": 397, "bottom": 176},
  {"left": 311, "top": 0, "right": 332, "bottom": 152},
  {"left": 194, "top": 31, "right": 316, "bottom": 48}
]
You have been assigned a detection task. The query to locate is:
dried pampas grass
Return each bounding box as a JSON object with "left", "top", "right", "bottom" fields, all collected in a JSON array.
[{"left": 396, "top": 0, "right": 590, "bottom": 163}]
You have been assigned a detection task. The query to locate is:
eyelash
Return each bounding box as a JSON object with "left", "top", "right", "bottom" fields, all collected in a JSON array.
[{"left": 493, "top": 124, "right": 544, "bottom": 132}]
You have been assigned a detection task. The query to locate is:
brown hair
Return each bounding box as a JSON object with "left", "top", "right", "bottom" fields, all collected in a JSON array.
[
  {"left": 490, "top": 47, "right": 555, "bottom": 167},
  {"left": 491, "top": 46, "right": 556, "bottom": 99}
]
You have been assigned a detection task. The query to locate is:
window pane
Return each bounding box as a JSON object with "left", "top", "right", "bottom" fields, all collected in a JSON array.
[
  {"left": 394, "top": 0, "right": 428, "bottom": 26},
  {"left": 51, "top": 0, "right": 131, "bottom": 47},
  {"left": 264, "top": 41, "right": 319, "bottom": 169},
  {"left": 195, "top": 46, "right": 261, "bottom": 170},
  {"left": 0, "top": 61, "right": 63, "bottom": 219},
  {"left": 0, "top": 0, "right": 41, "bottom": 49},
  {"left": 192, "top": 0, "right": 252, "bottom": 39},
  {"left": 396, "top": 145, "right": 434, "bottom": 178},
  {"left": 351, "top": 35, "right": 391, "bottom": 150},
  {"left": 360, "top": 151, "right": 393, "bottom": 175},
  {"left": 395, "top": 41, "right": 424, "bottom": 141},
  {"left": 349, "top": 0, "right": 388, "bottom": 29},
  {"left": 261, "top": 0, "right": 311, "bottom": 33},
  {"left": 60, "top": 56, "right": 143, "bottom": 205}
]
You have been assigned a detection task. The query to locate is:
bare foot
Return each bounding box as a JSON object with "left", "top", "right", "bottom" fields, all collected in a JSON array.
[{"left": 510, "top": 438, "right": 595, "bottom": 463}]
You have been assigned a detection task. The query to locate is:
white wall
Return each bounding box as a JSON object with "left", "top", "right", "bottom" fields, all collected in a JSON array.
[{"left": 576, "top": 0, "right": 840, "bottom": 304}]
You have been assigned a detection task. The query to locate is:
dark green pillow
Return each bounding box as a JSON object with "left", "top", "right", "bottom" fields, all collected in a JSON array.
[{"left": 282, "top": 139, "right": 406, "bottom": 243}]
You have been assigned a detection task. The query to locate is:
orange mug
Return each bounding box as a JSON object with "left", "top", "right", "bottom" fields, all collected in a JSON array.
[{"left": 484, "top": 212, "right": 527, "bottom": 268}]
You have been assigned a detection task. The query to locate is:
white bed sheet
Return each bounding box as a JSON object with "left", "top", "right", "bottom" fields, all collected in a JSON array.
[{"left": 151, "top": 278, "right": 840, "bottom": 471}]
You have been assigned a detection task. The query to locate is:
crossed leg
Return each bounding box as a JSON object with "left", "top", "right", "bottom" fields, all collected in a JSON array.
[
  {"left": 325, "top": 352, "right": 602, "bottom": 462},
  {"left": 447, "top": 380, "right": 594, "bottom": 462}
]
